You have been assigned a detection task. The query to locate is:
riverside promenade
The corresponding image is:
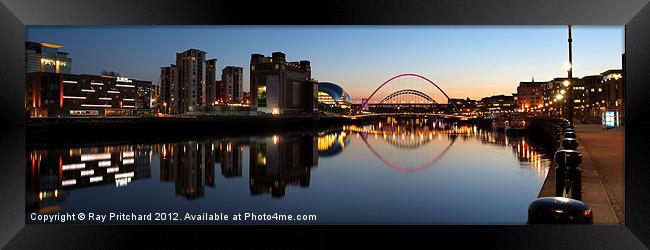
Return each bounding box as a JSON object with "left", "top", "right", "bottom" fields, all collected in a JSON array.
[{"left": 538, "top": 124, "right": 624, "bottom": 224}]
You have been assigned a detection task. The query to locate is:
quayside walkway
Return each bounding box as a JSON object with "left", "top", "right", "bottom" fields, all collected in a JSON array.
[{"left": 539, "top": 124, "right": 624, "bottom": 224}]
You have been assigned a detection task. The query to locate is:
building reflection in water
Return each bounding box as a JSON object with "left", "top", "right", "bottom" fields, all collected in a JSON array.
[
  {"left": 27, "top": 145, "right": 152, "bottom": 214},
  {"left": 27, "top": 134, "right": 319, "bottom": 212},
  {"left": 27, "top": 117, "right": 550, "bottom": 214},
  {"left": 220, "top": 142, "right": 243, "bottom": 178},
  {"left": 160, "top": 140, "right": 245, "bottom": 199},
  {"left": 317, "top": 129, "right": 350, "bottom": 157},
  {"left": 160, "top": 142, "right": 209, "bottom": 199},
  {"left": 249, "top": 133, "right": 318, "bottom": 198},
  {"left": 474, "top": 128, "right": 550, "bottom": 179}
]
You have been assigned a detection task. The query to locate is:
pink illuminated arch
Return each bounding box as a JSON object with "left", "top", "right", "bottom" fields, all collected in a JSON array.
[{"left": 356, "top": 73, "right": 458, "bottom": 113}]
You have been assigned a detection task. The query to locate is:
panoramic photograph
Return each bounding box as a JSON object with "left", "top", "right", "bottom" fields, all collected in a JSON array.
[{"left": 25, "top": 26, "right": 624, "bottom": 225}]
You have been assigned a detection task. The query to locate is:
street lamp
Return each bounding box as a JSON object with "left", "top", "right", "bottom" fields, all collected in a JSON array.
[
  {"left": 563, "top": 80, "right": 570, "bottom": 87},
  {"left": 566, "top": 24, "right": 574, "bottom": 125}
]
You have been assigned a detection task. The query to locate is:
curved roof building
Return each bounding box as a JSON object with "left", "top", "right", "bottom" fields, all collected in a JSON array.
[{"left": 318, "top": 82, "right": 351, "bottom": 108}]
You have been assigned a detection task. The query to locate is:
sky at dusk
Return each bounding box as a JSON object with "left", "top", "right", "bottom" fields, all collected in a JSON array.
[{"left": 27, "top": 26, "right": 623, "bottom": 101}]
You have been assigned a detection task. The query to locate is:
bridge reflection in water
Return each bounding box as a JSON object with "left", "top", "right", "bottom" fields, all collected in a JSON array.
[
  {"left": 26, "top": 117, "right": 551, "bottom": 224},
  {"left": 320, "top": 117, "right": 549, "bottom": 177}
]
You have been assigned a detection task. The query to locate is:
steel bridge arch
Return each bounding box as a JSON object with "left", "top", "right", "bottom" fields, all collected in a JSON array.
[
  {"left": 356, "top": 73, "right": 459, "bottom": 114},
  {"left": 379, "top": 89, "right": 437, "bottom": 104}
]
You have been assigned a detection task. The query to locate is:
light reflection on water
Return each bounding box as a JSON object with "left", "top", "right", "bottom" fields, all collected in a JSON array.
[{"left": 27, "top": 117, "right": 551, "bottom": 224}]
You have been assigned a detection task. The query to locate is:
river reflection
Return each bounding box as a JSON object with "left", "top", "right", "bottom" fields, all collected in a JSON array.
[{"left": 27, "top": 117, "right": 552, "bottom": 224}]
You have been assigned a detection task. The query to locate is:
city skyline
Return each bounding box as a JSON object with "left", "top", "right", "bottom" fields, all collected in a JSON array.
[
  {"left": 27, "top": 26, "right": 623, "bottom": 100},
  {"left": 23, "top": 26, "right": 627, "bottom": 227}
]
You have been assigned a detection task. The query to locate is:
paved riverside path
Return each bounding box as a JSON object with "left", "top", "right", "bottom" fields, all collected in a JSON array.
[{"left": 538, "top": 124, "right": 624, "bottom": 224}]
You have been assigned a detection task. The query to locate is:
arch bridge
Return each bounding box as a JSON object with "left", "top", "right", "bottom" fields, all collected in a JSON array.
[
  {"left": 355, "top": 73, "right": 459, "bottom": 114},
  {"left": 379, "top": 89, "right": 437, "bottom": 104}
]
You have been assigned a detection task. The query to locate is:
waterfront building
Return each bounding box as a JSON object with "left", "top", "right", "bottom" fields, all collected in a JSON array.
[
  {"left": 205, "top": 59, "right": 218, "bottom": 105},
  {"left": 571, "top": 80, "right": 588, "bottom": 122},
  {"left": 250, "top": 52, "right": 318, "bottom": 115},
  {"left": 581, "top": 75, "right": 604, "bottom": 121},
  {"left": 215, "top": 80, "right": 224, "bottom": 103},
  {"left": 176, "top": 49, "right": 207, "bottom": 113},
  {"left": 242, "top": 91, "right": 251, "bottom": 105},
  {"left": 601, "top": 69, "right": 624, "bottom": 126},
  {"left": 25, "top": 41, "right": 72, "bottom": 74},
  {"left": 135, "top": 80, "right": 153, "bottom": 111},
  {"left": 26, "top": 72, "right": 151, "bottom": 117},
  {"left": 317, "top": 81, "right": 352, "bottom": 112},
  {"left": 150, "top": 84, "right": 161, "bottom": 113},
  {"left": 601, "top": 69, "right": 624, "bottom": 111},
  {"left": 516, "top": 80, "right": 547, "bottom": 112},
  {"left": 221, "top": 66, "right": 244, "bottom": 103},
  {"left": 159, "top": 65, "right": 176, "bottom": 114},
  {"left": 477, "top": 94, "right": 515, "bottom": 115},
  {"left": 448, "top": 98, "right": 478, "bottom": 117},
  {"left": 542, "top": 77, "right": 582, "bottom": 116}
]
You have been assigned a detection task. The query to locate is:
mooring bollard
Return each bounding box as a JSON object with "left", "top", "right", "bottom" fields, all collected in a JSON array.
[
  {"left": 561, "top": 138, "right": 579, "bottom": 150},
  {"left": 563, "top": 131, "right": 577, "bottom": 139},
  {"left": 566, "top": 163, "right": 583, "bottom": 201},
  {"left": 554, "top": 149, "right": 581, "bottom": 197},
  {"left": 527, "top": 197, "right": 593, "bottom": 224}
]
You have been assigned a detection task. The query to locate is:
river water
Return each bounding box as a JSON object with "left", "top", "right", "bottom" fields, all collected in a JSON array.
[{"left": 27, "top": 117, "right": 552, "bottom": 224}]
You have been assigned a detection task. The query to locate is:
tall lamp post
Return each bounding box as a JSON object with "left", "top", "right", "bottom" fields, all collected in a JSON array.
[{"left": 566, "top": 25, "right": 574, "bottom": 126}]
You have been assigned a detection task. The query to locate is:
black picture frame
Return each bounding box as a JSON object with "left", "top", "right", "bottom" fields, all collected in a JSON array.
[{"left": 1, "top": 0, "right": 650, "bottom": 248}]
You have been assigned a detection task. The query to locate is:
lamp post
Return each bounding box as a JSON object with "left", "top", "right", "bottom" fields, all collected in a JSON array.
[{"left": 566, "top": 25, "right": 574, "bottom": 126}]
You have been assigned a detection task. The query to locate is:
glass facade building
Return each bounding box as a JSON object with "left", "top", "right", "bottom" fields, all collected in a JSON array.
[
  {"left": 317, "top": 81, "right": 351, "bottom": 109},
  {"left": 26, "top": 41, "right": 72, "bottom": 74}
]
